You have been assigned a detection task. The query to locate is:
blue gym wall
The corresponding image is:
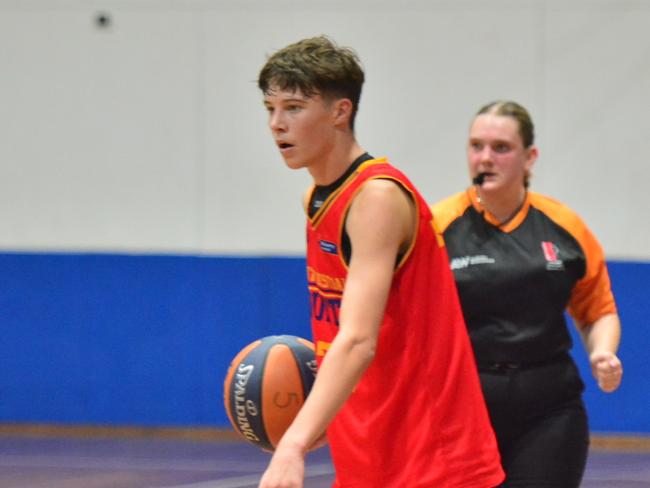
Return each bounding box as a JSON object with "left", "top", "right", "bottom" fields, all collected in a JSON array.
[
  {"left": 0, "top": 253, "right": 648, "bottom": 434},
  {"left": 0, "top": 253, "right": 310, "bottom": 427}
]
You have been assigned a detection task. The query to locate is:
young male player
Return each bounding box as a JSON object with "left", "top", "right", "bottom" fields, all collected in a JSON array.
[{"left": 257, "top": 35, "right": 504, "bottom": 488}]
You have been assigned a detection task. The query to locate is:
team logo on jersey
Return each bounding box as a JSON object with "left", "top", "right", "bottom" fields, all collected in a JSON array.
[
  {"left": 310, "top": 290, "right": 341, "bottom": 327},
  {"left": 319, "top": 240, "right": 338, "bottom": 255},
  {"left": 307, "top": 267, "right": 344, "bottom": 327},
  {"left": 541, "top": 241, "right": 564, "bottom": 270}
]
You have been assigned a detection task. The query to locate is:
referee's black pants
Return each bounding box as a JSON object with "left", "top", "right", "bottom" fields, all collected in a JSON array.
[{"left": 478, "top": 353, "right": 589, "bottom": 488}]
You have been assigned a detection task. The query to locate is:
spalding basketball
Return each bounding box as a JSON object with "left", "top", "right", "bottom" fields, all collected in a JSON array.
[{"left": 223, "top": 335, "right": 317, "bottom": 451}]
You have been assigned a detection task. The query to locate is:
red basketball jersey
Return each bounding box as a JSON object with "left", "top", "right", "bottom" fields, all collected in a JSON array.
[{"left": 306, "top": 158, "right": 504, "bottom": 487}]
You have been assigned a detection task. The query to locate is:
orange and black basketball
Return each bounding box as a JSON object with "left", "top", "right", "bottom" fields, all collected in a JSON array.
[{"left": 223, "top": 335, "right": 317, "bottom": 451}]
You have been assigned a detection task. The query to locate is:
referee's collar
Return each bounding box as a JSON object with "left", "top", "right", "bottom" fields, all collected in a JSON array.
[{"left": 468, "top": 186, "right": 531, "bottom": 233}]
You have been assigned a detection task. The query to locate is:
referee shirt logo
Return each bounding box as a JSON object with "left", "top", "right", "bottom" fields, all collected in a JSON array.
[
  {"left": 541, "top": 241, "right": 565, "bottom": 270},
  {"left": 450, "top": 254, "right": 496, "bottom": 270}
]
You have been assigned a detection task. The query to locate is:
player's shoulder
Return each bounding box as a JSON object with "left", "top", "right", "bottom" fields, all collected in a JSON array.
[
  {"left": 528, "top": 191, "right": 587, "bottom": 233},
  {"left": 354, "top": 177, "right": 411, "bottom": 211},
  {"left": 302, "top": 184, "right": 315, "bottom": 214},
  {"left": 430, "top": 191, "right": 471, "bottom": 233}
]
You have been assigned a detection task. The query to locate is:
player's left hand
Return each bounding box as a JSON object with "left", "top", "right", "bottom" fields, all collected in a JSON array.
[{"left": 590, "top": 351, "right": 623, "bottom": 393}]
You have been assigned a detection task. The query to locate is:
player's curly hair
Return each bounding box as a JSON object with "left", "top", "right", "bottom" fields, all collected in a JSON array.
[
  {"left": 477, "top": 100, "right": 535, "bottom": 187},
  {"left": 258, "top": 36, "right": 365, "bottom": 130}
]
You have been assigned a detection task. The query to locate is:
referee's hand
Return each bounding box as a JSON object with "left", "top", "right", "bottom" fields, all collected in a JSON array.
[{"left": 590, "top": 351, "right": 623, "bottom": 393}]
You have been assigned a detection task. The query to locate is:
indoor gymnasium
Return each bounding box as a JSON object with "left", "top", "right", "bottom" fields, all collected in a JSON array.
[{"left": 1, "top": 1, "right": 649, "bottom": 487}]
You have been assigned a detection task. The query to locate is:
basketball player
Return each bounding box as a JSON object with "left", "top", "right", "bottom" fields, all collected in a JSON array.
[
  {"left": 257, "top": 36, "right": 504, "bottom": 488},
  {"left": 431, "top": 100, "right": 623, "bottom": 487}
]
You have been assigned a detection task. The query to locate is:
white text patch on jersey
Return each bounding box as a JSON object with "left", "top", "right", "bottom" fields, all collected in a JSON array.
[{"left": 450, "top": 255, "right": 496, "bottom": 270}]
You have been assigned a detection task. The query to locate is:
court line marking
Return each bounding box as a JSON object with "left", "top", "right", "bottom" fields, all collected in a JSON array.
[
  {"left": 159, "top": 463, "right": 335, "bottom": 488},
  {"left": 0, "top": 454, "right": 266, "bottom": 473}
]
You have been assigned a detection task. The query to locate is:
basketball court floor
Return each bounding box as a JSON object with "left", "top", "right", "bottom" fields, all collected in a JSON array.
[{"left": 1, "top": 433, "right": 650, "bottom": 487}]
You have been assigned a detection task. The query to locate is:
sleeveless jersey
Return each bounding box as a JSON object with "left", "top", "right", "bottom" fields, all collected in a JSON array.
[
  {"left": 306, "top": 158, "right": 503, "bottom": 488},
  {"left": 431, "top": 187, "right": 617, "bottom": 364}
]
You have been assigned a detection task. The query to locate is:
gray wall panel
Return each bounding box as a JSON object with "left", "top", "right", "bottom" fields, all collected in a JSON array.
[{"left": 1, "top": 1, "right": 648, "bottom": 257}]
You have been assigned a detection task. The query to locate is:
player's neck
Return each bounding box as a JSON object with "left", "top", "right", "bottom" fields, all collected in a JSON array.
[
  {"left": 477, "top": 186, "right": 527, "bottom": 225},
  {"left": 309, "top": 138, "right": 365, "bottom": 186}
]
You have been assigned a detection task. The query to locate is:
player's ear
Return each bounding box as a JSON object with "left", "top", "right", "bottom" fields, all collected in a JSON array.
[
  {"left": 524, "top": 145, "right": 538, "bottom": 172},
  {"left": 332, "top": 98, "right": 353, "bottom": 127}
]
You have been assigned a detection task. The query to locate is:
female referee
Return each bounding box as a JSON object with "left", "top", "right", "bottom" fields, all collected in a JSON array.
[{"left": 431, "top": 100, "right": 623, "bottom": 488}]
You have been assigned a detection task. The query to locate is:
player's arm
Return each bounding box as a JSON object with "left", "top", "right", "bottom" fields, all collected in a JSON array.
[
  {"left": 564, "top": 214, "right": 622, "bottom": 394},
  {"left": 577, "top": 313, "right": 623, "bottom": 393},
  {"left": 259, "top": 179, "right": 415, "bottom": 488}
]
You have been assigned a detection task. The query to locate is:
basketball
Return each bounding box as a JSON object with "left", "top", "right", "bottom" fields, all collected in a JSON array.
[{"left": 223, "top": 335, "right": 317, "bottom": 451}]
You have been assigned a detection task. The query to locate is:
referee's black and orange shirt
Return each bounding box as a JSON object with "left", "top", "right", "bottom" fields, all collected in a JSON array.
[{"left": 431, "top": 187, "right": 617, "bottom": 364}]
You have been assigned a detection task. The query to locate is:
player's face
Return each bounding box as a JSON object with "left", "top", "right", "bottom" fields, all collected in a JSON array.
[
  {"left": 467, "top": 114, "right": 536, "bottom": 192},
  {"left": 263, "top": 87, "right": 337, "bottom": 171}
]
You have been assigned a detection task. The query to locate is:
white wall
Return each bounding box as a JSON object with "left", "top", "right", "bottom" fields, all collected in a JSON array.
[{"left": 1, "top": 0, "right": 648, "bottom": 258}]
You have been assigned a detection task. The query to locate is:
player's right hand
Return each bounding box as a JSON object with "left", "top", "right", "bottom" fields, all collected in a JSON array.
[
  {"left": 590, "top": 351, "right": 623, "bottom": 393},
  {"left": 259, "top": 441, "right": 305, "bottom": 488}
]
